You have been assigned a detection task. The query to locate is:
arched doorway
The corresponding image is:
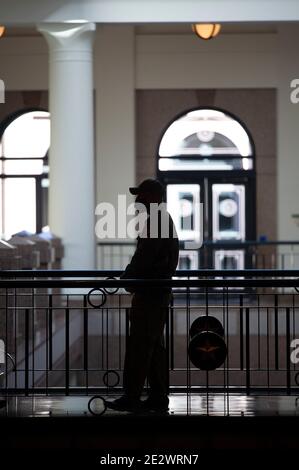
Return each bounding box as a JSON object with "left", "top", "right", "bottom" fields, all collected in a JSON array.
[
  {"left": 157, "top": 107, "right": 256, "bottom": 269},
  {"left": 0, "top": 109, "right": 50, "bottom": 238}
]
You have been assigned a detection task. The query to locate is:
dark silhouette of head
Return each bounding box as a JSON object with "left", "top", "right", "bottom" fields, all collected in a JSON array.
[{"left": 129, "top": 178, "right": 165, "bottom": 207}]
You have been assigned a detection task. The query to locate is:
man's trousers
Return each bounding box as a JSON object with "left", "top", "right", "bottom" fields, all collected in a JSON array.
[{"left": 123, "top": 292, "right": 170, "bottom": 400}]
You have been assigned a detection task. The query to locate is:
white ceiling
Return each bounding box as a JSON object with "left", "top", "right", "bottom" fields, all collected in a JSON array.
[{"left": 0, "top": 0, "right": 298, "bottom": 24}]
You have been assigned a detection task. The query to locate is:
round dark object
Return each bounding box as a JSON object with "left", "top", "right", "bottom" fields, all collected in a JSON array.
[
  {"left": 103, "top": 277, "right": 119, "bottom": 295},
  {"left": 88, "top": 396, "right": 107, "bottom": 416},
  {"left": 190, "top": 316, "right": 224, "bottom": 338},
  {"left": 188, "top": 331, "right": 227, "bottom": 370},
  {"left": 103, "top": 370, "right": 120, "bottom": 388},
  {"left": 87, "top": 288, "right": 107, "bottom": 308}
]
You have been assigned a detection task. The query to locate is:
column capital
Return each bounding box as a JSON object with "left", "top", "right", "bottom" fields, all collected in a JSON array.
[{"left": 37, "top": 22, "right": 96, "bottom": 61}]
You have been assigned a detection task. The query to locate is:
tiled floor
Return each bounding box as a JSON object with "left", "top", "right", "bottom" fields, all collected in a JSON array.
[{"left": 1, "top": 393, "right": 299, "bottom": 417}]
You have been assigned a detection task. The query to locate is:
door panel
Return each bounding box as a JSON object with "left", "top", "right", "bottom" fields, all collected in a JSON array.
[
  {"left": 214, "top": 249, "right": 245, "bottom": 270},
  {"left": 212, "top": 183, "right": 245, "bottom": 241},
  {"left": 166, "top": 184, "right": 201, "bottom": 243}
]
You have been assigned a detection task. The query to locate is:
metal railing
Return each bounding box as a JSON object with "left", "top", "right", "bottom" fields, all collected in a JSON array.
[
  {"left": 1, "top": 269, "right": 299, "bottom": 406},
  {"left": 97, "top": 241, "right": 299, "bottom": 270}
]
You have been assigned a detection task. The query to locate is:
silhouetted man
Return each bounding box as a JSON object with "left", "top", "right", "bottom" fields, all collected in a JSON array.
[{"left": 107, "top": 178, "right": 179, "bottom": 412}]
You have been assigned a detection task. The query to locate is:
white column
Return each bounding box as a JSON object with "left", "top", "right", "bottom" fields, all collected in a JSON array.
[{"left": 38, "top": 23, "right": 96, "bottom": 269}]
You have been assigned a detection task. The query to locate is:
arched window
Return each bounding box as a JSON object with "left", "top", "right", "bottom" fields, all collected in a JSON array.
[
  {"left": 158, "top": 107, "right": 256, "bottom": 270},
  {"left": 0, "top": 110, "right": 50, "bottom": 238},
  {"left": 158, "top": 108, "right": 254, "bottom": 171}
]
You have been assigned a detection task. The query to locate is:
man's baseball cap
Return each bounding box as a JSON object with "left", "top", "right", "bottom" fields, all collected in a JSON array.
[{"left": 129, "top": 178, "right": 165, "bottom": 196}]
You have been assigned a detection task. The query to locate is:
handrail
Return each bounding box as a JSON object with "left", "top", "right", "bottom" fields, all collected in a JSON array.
[
  {"left": 97, "top": 240, "right": 299, "bottom": 246},
  {"left": 0, "top": 277, "right": 299, "bottom": 288},
  {"left": 1, "top": 269, "right": 299, "bottom": 277}
]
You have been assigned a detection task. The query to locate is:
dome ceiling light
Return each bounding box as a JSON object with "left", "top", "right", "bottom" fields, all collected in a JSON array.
[{"left": 192, "top": 24, "right": 221, "bottom": 40}]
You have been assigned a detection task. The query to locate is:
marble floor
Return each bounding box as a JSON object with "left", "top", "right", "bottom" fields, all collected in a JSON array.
[{"left": 0, "top": 393, "right": 299, "bottom": 417}]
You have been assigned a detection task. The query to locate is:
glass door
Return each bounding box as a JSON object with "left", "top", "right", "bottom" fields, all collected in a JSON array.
[{"left": 166, "top": 176, "right": 255, "bottom": 269}]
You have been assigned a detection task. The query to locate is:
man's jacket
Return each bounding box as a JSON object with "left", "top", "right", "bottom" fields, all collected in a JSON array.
[{"left": 121, "top": 211, "right": 179, "bottom": 294}]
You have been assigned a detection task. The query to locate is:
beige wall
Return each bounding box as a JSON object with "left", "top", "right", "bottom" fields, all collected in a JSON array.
[
  {"left": 95, "top": 26, "right": 135, "bottom": 223},
  {"left": 0, "top": 91, "right": 48, "bottom": 125},
  {"left": 0, "top": 38, "right": 48, "bottom": 90},
  {"left": 277, "top": 25, "right": 299, "bottom": 241},
  {"left": 136, "top": 33, "right": 278, "bottom": 89}
]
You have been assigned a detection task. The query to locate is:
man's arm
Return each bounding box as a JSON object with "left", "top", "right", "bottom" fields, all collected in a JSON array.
[
  {"left": 121, "top": 237, "right": 158, "bottom": 280},
  {"left": 120, "top": 238, "right": 158, "bottom": 293}
]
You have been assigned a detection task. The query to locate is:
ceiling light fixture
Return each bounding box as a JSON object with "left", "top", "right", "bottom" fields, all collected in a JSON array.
[{"left": 192, "top": 24, "right": 221, "bottom": 40}]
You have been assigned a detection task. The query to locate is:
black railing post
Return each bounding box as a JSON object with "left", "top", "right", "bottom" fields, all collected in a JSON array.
[
  {"left": 65, "top": 308, "right": 69, "bottom": 396},
  {"left": 48, "top": 294, "right": 53, "bottom": 371},
  {"left": 170, "top": 295, "right": 174, "bottom": 371},
  {"left": 245, "top": 307, "right": 250, "bottom": 395},
  {"left": 165, "top": 303, "right": 170, "bottom": 394},
  {"left": 239, "top": 295, "right": 244, "bottom": 370},
  {"left": 25, "top": 308, "right": 29, "bottom": 396},
  {"left": 83, "top": 295, "right": 89, "bottom": 391},
  {"left": 5, "top": 288, "right": 8, "bottom": 392},
  {"left": 125, "top": 307, "right": 130, "bottom": 351},
  {"left": 274, "top": 294, "right": 279, "bottom": 370},
  {"left": 286, "top": 307, "right": 291, "bottom": 395}
]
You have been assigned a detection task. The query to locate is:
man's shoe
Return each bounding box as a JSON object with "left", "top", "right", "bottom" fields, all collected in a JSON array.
[
  {"left": 105, "top": 395, "right": 141, "bottom": 412},
  {"left": 141, "top": 396, "right": 169, "bottom": 412}
]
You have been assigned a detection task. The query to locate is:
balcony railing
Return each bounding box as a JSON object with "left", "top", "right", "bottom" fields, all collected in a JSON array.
[{"left": 1, "top": 269, "right": 299, "bottom": 416}]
